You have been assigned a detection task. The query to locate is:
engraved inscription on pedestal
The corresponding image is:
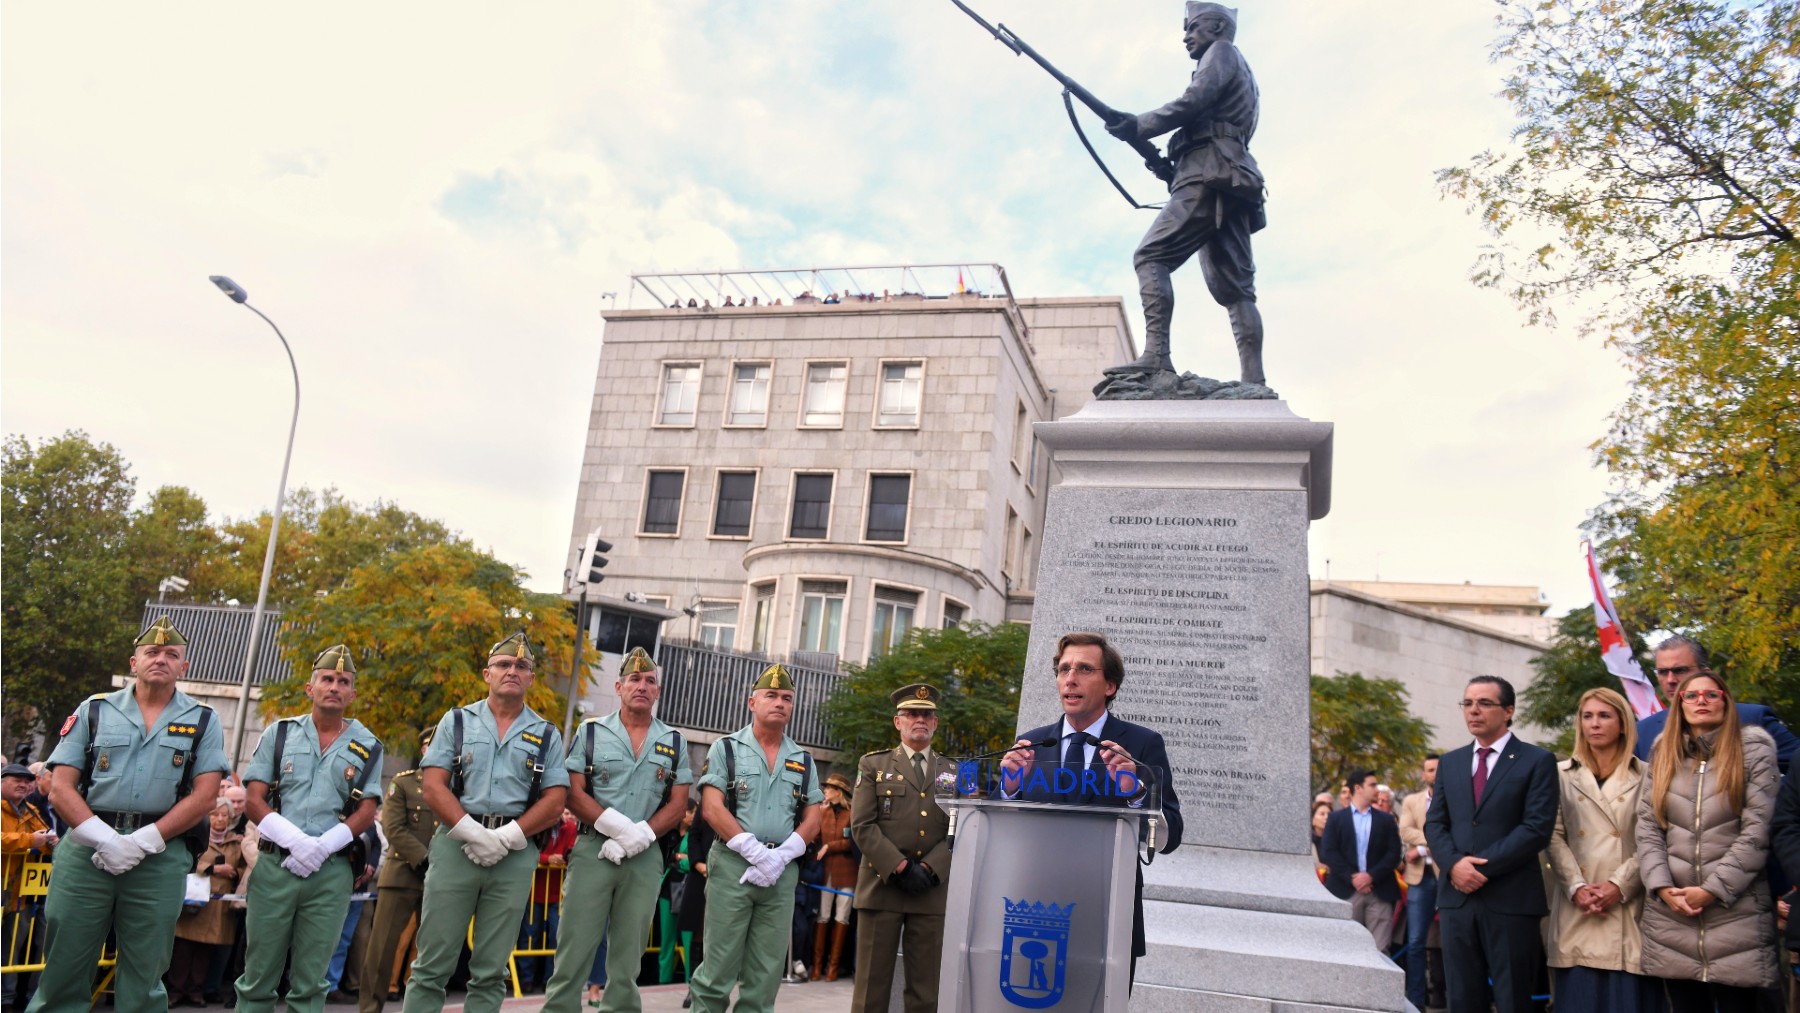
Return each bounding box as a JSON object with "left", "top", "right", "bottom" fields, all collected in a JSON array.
[{"left": 1020, "top": 486, "right": 1310, "bottom": 856}]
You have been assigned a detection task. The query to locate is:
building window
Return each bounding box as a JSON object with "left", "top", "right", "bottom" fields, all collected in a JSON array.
[
  {"left": 713, "top": 471, "right": 757, "bottom": 538},
  {"left": 1003, "top": 505, "right": 1020, "bottom": 581},
  {"left": 750, "top": 582, "right": 776, "bottom": 653},
  {"left": 802, "top": 362, "right": 848, "bottom": 428},
  {"left": 727, "top": 362, "right": 770, "bottom": 427},
  {"left": 943, "top": 599, "right": 967, "bottom": 629},
  {"left": 870, "top": 586, "right": 919, "bottom": 658},
  {"left": 876, "top": 361, "right": 923, "bottom": 427},
  {"left": 789, "top": 473, "right": 834, "bottom": 539},
  {"left": 658, "top": 363, "right": 702, "bottom": 427},
  {"left": 698, "top": 603, "right": 739, "bottom": 650},
  {"left": 1020, "top": 526, "right": 1035, "bottom": 588},
  {"left": 641, "top": 470, "right": 686, "bottom": 535},
  {"left": 798, "top": 579, "right": 847, "bottom": 655},
  {"left": 1011, "top": 401, "right": 1030, "bottom": 472},
  {"left": 864, "top": 473, "right": 911, "bottom": 543}
]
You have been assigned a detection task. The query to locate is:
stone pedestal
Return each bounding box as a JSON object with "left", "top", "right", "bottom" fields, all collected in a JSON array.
[{"left": 1020, "top": 400, "right": 1409, "bottom": 1013}]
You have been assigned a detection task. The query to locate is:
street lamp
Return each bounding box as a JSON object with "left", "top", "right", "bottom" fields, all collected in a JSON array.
[{"left": 209, "top": 275, "right": 301, "bottom": 772}]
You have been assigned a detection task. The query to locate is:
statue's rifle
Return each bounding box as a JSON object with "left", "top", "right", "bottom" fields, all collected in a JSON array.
[{"left": 950, "top": 0, "right": 1173, "bottom": 210}]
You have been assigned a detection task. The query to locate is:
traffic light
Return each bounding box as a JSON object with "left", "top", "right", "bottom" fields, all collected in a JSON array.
[{"left": 577, "top": 529, "right": 612, "bottom": 586}]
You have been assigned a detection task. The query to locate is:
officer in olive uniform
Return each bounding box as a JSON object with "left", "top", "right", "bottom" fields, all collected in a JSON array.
[
  {"left": 849, "top": 683, "right": 956, "bottom": 1013},
  {"left": 236, "top": 644, "right": 383, "bottom": 1013},
  {"left": 542, "top": 646, "right": 692, "bottom": 1013},
  {"left": 402, "top": 633, "right": 569, "bottom": 1013},
  {"left": 357, "top": 727, "right": 441, "bottom": 1013},
  {"left": 30, "top": 616, "right": 230, "bottom": 1013},
  {"left": 687, "top": 664, "right": 824, "bottom": 1013}
]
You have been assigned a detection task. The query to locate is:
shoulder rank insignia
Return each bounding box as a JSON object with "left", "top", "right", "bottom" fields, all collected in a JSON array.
[
  {"left": 167, "top": 723, "right": 198, "bottom": 736},
  {"left": 521, "top": 732, "right": 544, "bottom": 746},
  {"left": 654, "top": 742, "right": 677, "bottom": 759},
  {"left": 346, "top": 740, "right": 371, "bottom": 760},
  {"left": 784, "top": 759, "right": 806, "bottom": 774}
]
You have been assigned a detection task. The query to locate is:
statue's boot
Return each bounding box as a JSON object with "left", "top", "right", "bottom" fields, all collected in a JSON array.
[
  {"left": 1229, "top": 300, "right": 1266, "bottom": 385},
  {"left": 1118, "top": 329, "right": 1175, "bottom": 373}
]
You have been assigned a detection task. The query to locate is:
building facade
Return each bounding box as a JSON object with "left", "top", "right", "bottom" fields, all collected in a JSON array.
[
  {"left": 565, "top": 268, "right": 1135, "bottom": 671},
  {"left": 1330, "top": 579, "right": 1554, "bottom": 642}
]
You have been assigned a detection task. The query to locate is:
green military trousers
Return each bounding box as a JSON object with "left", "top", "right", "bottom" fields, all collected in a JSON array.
[
  {"left": 400, "top": 830, "right": 536, "bottom": 1013},
  {"left": 541, "top": 835, "right": 664, "bottom": 1013},
  {"left": 685, "top": 844, "right": 799, "bottom": 1013},
  {"left": 26, "top": 841, "right": 188, "bottom": 1013},
  {"left": 234, "top": 851, "right": 353, "bottom": 1013}
]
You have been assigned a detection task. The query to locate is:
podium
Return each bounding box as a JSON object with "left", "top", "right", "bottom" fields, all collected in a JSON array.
[{"left": 936, "top": 766, "right": 1166, "bottom": 1013}]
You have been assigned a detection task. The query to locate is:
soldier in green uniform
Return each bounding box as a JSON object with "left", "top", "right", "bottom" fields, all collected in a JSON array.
[
  {"left": 357, "top": 726, "right": 440, "bottom": 1013},
  {"left": 29, "top": 616, "right": 230, "bottom": 1013},
  {"left": 542, "top": 647, "right": 692, "bottom": 1013},
  {"left": 401, "top": 633, "right": 569, "bottom": 1013},
  {"left": 686, "top": 663, "right": 824, "bottom": 1013},
  {"left": 849, "top": 683, "right": 955, "bottom": 1013},
  {"left": 235, "top": 645, "right": 383, "bottom": 1013}
]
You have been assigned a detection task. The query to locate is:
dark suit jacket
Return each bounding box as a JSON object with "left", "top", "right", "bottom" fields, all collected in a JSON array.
[
  {"left": 1424, "top": 735, "right": 1558, "bottom": 916},
  {"left": 1017, "top": 712, "right": 1184, "bottom": 960},
  {"left": 1318, "top": 805, "right": 1402, "bottom": 903},
  {"left": 1636, "top": 704, "right": 1800, "bottom": 771}
]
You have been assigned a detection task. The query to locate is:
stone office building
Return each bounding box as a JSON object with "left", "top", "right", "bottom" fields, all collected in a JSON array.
[{"left": 566, "top": 265, "right": 1135, "bottom": 671}]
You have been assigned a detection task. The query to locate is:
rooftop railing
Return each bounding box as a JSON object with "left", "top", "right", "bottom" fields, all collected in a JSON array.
[{"left": 655, "top": 638, "right": 846, "bottom": 751}]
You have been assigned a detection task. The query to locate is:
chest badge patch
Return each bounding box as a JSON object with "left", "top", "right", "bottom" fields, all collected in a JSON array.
[
  {"left": 98, "top": 754, "right": 111, "bottom": 772},
  {"left": 654, "top": 742, "right": 677, "bottom": 759},
  {"left": 345, "top": 766, "right": 357, "bottom": 780},
  {"left": 347, "top": 740, "right": 371, "bottom": 760},
  {"left": 173, "top": 753, "right": 185, "bottom": 767},
  {"left": 521, "top": 732, "right": 544, "bottom": 747},
  {"left": 166, "top": 723, "right": 197, "bottom": 737},
  {"left": 783, "top": 759, "right": 807, "bottom": 775}
]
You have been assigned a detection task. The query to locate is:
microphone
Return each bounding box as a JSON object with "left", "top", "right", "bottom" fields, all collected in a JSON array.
[{"left": 956, "top": 737, "right": 1059, "bottom": 763}]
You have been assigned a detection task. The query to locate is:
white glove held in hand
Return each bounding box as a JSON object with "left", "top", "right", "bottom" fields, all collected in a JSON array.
[
  {"left": 738, "top": 862, "right": 777, "bottom": 888},
  {"left": 449, "top": 815, "right": 507, "bottom": 867},
  {"left": 129, "top": 824, "right": 166, "bottom": 855},
  {"left": 600, "top": 839, "right": 627, "bottom": 865},
  {"left": 69, "top": 816, "right": 115, "bottom": 850},
  {"left": 592, "top": 807, "right": 634, "bottom": 840},
  {"left": 725, "top": 832, "right": 762, "bottom": 860},
  {"left": 772, "top": 833, "right": 807, "bottom": 864},
  {"left": 621, "top": 821, "right": 657, "bottom": 858},
  {"left": 258, "top": 813, "right": 308, "bottom": 850},
  {"left": 318, "top": 823, "right": 355, "bottom": 854},
  {"left": 494, "top": 821, "right": 529, "bottom": 852},
  {"left": 282, "top": 845, "right": 327, "bottom": 878},
  {"left": 91, "top": 834, "right": 146, "bottom": 875}
]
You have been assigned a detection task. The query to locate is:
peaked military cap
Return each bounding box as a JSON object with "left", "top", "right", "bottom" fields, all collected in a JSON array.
[
  {"left": 891, "top": 683, "right": 941, "bottom": 711},
  {"left": 488, "top": 631, "right": 534, "bottom": 662},
  {"left": 135, "top": 615, "right": 188, "bottom": 647},
  {"left": 312, "top": 644, "right": 356, "bottom": 674},
  {"left": 620, "top": 646, "right": 657, "bottom": 676},
  {"left": 752, "top": 662, "right": 794, "bottom": 692}
]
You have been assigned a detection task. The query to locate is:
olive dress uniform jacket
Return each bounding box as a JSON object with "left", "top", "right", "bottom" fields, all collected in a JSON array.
[
  {"left": 851, "top": 747, "right": 955, "bottom": 914},
  {"left": 377, "top": 768, "right": 436, "bottom": 890}
]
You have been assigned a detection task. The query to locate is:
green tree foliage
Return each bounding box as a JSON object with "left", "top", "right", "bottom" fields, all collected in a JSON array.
[
  {"left": 1, "top": 432, "right": 139, "bottom": 741},
  {"left": 128, "top": 485, "right": 229, "bottom": 607},
  {"left": 212, "top": 487, "right": 464, "bottom": 605},
  {"left": 1310, "top": 673, "right": 1434, "bottom": 796},
  {"left": 1441, "top": 0, "right": 1799, "bottom": 698},
  {"left": 1518, "top": 606, "right": 1655, "bottom": 756},
  {"left": 822, "top": 622, "right": 1029, "bottom": 762},
  {"left": 260, "top": 543, "right": 576, "bottom": 762}
]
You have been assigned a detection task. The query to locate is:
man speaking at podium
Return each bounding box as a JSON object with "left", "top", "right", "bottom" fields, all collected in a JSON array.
[{"left": 999, "top": 631, "right": 1184, "bottom": 983}]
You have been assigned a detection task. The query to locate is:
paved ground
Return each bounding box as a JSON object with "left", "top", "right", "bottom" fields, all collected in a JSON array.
[{"left": 321, "top": 978, "right": 857, "bottom": 1013}]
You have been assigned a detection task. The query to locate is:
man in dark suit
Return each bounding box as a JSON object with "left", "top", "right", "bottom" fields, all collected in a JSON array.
[
  {"left": 1425, "top": 674, "right": 1558, "bottom": 1013},
  {"left": 999, "top": 631, "right": 1184, "bottom": 984},
  {"left": 1318, "top": 768, "right": 1402, "bottom": 951},
  {"left": 1634, "top": 635, "right": 1800, "bottom": 770}
]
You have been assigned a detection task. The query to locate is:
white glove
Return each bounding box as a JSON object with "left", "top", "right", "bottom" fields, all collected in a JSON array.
[
  {"left": 449, "top": 815, "right": 508, "bottom": 867},
  {"left": 128, "top": 824, "right": 166, "bottom": 855},
  {"left": 494, "top": 821, "right": 529, "bottom": 852},
  {"left": 69, "top": 816, "right": 115, "bottom": 849},
  {"left": 282, "top": 846, "right": 327, "bottom": 878},
  {"left": 592, "top": 807, "right": 635, "bottom": 840},
  {"left": 738, "top": 862, "right": 777, "bottom": 888},
  {"left": 725, "top": 832, "right": 762, "bottom": 860},
  {"left": 91, "top": 833, "right": 146, "bottom": 875},
  {"left": 772, "top": 832, "right": 807, "bottom": 864},
  {"left": 318, "top": 823, "right": 355, "bottom": 854},
  {"left": 258, "top": 813, "right": 309, "bottom": 850},
  {"left": 600, "top": 838, "right": 627, "bottom": 865},
  {"left": 620, "top": 821, "right": 657, "bottom": 859}
]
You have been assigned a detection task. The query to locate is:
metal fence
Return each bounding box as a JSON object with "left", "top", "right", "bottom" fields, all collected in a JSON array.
[
  {"left": 655, "top": 639, "right": 846, "bottom": 750},
  {"left": 136, "top": 602, "right": 290, "bottom": 685}
]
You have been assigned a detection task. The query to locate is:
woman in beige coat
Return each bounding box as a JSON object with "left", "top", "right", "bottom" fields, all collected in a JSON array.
[
  {"left": 1546, "top": 686, "right": 1664, "bottom": 1012},
  {"left": 1636, "top": 671, "right": 1779, "bottom": 1013},
  {"left": 165, "top": 802, "right": 247, "bottom": 1006}
]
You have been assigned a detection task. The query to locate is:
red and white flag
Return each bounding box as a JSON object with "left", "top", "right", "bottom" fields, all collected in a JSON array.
[{"left": 1585, "top": 540, "right": 1662, "bottom": 718}]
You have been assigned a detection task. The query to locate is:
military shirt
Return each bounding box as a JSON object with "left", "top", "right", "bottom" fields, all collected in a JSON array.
[
  {"left": 567, "top": 713, "right": 693, "bottom": 824},
  {"left": 243, "top": 715, "right": 383, "bottom": 835},
  {"left": 696, "top": 725, "right": 823, "bottom": 844},
  {"left": 421, "top": 700, "right": 569, "bottom": 816},
  {"left": 46, "top": 687, "right": 230, "bottom": 814}
]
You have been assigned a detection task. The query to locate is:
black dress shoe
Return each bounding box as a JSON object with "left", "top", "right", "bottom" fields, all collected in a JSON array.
[
  {"left": 386, "top": 992, "right": 402, "bottom": 1002},
  {"left": 325, "top": 991, "right": 355, "bottom": 1004},
  {"left": 681, "top": 991, "right": 692, "bottom": 1009}
]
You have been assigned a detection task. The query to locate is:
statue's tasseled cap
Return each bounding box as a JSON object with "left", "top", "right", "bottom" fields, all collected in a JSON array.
[
  {"left": 312, "top": 644, "right": 357, "bottom": 674},
  {"left": 1185, "top": 1, "right": 1238, "bottom": 26},
  {"left": 135, "top": 616, "right": 188, "bottom": 648},
  {"left": 752, "top": 663, "right": 795, "bottom": 692},
  {"left": 488, "top": 631, "right": 534, "bottom": 662},
  {"left": 620, "top": 646, "right": 658, "bottom": 676}
]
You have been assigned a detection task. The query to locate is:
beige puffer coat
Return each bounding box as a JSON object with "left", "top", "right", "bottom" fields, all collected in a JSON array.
[{"left": 1635, "top": 725, "right": 1778, "bottom": 988}]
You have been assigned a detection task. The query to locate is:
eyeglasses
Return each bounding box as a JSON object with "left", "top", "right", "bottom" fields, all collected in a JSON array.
[
  {"left": 1681, "top": 689, "right": 1723, "bottom": 703},
  {"left": 1056, "top": 663, "right": 1102, "bottom": 677},
  {"left": 1459, "top": 699, "right": 1504, "bottom": 711},
  {"left": 1654, "top": 665, "right": 1697, "bottom": 678}
]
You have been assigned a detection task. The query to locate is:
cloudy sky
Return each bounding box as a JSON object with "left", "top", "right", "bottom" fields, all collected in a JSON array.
[{"left": 2, "top": 2, "right": 1631, "bottom": 619}]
